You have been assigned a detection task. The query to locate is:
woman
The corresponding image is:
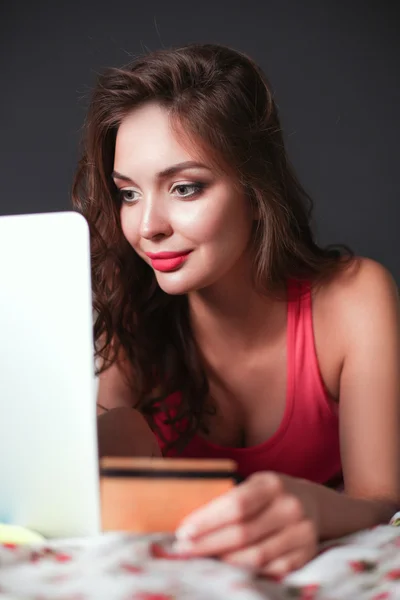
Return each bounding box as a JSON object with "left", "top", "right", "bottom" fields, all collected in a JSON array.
[{"left": 72, "top": 43, "right": 400, "bottom": 577}]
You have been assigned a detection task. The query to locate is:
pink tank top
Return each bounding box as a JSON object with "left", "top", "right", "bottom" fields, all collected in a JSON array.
[{"left": 154, "top": 280, "right": 342, "bottom": 485}]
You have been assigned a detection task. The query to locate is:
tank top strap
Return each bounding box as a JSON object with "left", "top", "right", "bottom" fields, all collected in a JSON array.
[
  {"left": 287, "top": 278, "right": 335, "bottom": 413},
  {"left": 287, "top": 279, "right": 320, "bottom": 397}
]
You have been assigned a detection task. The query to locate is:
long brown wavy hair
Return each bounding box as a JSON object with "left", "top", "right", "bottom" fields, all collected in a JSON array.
[{"left": 72, "top": 43, "right": 351, "bottom": 448}]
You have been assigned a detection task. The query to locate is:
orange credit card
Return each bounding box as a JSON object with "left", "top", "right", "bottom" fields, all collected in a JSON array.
[{"left": 100, "top": 457, "right": 240, "bottom": 533}]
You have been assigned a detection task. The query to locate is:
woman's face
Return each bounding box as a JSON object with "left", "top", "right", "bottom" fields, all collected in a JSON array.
[{"left": 114, "top": 102, "right": 254, "bottom": 296}]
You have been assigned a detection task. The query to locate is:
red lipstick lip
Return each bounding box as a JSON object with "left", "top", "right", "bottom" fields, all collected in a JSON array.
[{"left": 145, "top": 250, "right": 192, "bottom": 259}]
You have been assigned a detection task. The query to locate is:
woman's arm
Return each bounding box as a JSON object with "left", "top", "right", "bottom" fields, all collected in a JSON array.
[
  {"left": 280, "top": 474, "right": 397, "bottom": 542},
  {"left": 312, "top": 257, "right": 400, "bottom": 536},
  {"left": 96, "top": 345, "right": 136, "bottom": 415},
  {"left": 96, "top": 347, "right": 161, "bottom": 458}
]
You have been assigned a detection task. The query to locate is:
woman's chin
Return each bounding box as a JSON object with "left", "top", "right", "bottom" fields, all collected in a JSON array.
[{"left": 155, "top": 272, "right": 198, "bottom": 295}]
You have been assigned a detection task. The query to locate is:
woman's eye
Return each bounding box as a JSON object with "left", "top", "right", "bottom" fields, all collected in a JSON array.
[
  {"left": 171, "top": 183, "right": 205, "bottom": 198},
  {"left": 118, "top": 183, "right": 206, "bottom": 203},
  {"left": 119, "top": 189, "right": 139, "bottom": 204}
]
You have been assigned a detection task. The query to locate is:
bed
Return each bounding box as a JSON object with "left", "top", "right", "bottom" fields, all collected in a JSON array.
[{"left": 0, "top": 518, "right": 399, "bottom": 599}]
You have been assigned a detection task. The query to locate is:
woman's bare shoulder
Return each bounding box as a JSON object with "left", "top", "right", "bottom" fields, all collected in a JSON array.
[
  {"left": 314, "top": 256, "right": 399, "bottom": 353},
  {"left": 315, "top": 256, "right": 398, "bottom": 314}
]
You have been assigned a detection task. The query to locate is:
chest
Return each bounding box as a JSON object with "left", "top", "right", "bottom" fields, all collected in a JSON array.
[
  {"left": 200, "top": 333, "right": 285, "bottom": 447},
  {"left": 200, "top": 311, "right": 342, "bottom": 449}
]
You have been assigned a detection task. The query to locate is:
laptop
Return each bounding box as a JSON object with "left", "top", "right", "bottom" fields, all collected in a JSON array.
[{"left": 0, "top": 211, "right": 100, "bottom": 538}]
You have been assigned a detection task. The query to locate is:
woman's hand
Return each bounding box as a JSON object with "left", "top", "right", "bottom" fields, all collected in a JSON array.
[{"left": 174, "top": 472, "right": 319, "bottom": 578}]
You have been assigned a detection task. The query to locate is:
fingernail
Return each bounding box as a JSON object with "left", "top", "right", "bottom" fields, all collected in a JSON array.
[
  {"left": 175, "top": 523, "right": 197, "bottom": 541},
  {"left": 265, "top": 559, "right": 288, "bottom": 578},
  {"left": 172, "top": 539, "right": 193, "bottom": 554}
]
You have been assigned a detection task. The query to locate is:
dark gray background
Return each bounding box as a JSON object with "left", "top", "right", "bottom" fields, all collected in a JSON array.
[{"left": 1, "top": 1, "right": 399, "bottom": 280}]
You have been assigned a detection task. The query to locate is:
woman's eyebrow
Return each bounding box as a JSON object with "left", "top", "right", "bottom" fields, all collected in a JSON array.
[{"left": 111, "top": 161, "right": 211, "bottom": 183}]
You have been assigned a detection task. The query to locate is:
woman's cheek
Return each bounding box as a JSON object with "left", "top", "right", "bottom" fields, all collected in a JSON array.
[
  {"left": 120, "top": 208, "right": 141, "bottom": 247},
  {"left": 171, "top": 203, "right": 229, "bottom": 245}
]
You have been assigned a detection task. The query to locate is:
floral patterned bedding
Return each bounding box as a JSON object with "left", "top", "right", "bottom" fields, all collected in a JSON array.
[{"left": 0, "top": 518, "right": 399, "bottom": 599}]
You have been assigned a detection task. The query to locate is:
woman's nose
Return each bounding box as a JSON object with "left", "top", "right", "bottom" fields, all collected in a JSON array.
[{"left": 139, "top": 199, "right": 173, "bottom": 240}]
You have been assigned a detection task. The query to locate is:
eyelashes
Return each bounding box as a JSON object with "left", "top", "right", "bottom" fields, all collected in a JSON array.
[
  {"left": 171, "top": 182, "right": 206, "bottom": 198},
  {"left": 118, "top": 181, "right": 208, "bottom": 205}
]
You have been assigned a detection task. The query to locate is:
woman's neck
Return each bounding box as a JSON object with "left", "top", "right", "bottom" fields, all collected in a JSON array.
[{"left": 188, "top": 267, "right": 285, "bottom": 355}]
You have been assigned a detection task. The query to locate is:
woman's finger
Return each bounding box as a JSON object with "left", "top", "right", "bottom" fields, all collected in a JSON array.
[
  {"left": 261, "top": 547, "right": 314, "bottom": 578},
  {"left": 175, "top": 472, "right": 283, "bottom": 541},
  {"left": 174, "top": 492, "right": 308, "bottom": 557},
  {"left": 221, "top": 519, "right": 317, "bottom": 571}
]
